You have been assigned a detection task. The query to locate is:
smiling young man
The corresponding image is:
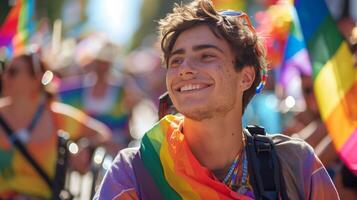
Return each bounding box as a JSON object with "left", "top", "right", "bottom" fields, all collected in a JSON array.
[{"left": 95, "top": 0, "right": 339, "bottom": 199}]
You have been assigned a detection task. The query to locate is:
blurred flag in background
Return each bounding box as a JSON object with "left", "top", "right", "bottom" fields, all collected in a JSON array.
[{"left": 295, "top": 0, "right": 357, "bottom": 174}]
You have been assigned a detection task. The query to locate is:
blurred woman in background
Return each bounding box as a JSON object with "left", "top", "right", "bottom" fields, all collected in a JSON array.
[{"left": 0, "top": 52, "right": 110, "bottom": 199}]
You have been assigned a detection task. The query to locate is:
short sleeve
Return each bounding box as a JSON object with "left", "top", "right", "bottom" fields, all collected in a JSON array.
[
  {"left": 272, "top": 134, "right": 340, "bottom": 199},
  {"left": 309, "top": 160, "right": 340, "bottom": 200},
  {"left": 94, "top": 148, "right": 139, "bottom": 200}
]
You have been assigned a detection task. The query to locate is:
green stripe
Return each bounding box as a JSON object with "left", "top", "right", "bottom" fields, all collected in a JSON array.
[
  {"left": 141, "top": 135, "right": 181, "bottom": 200},
  {"left": 307, "top": 15, "right": 343, "bottom": 80},
  {"left": 146, "top": 125, "right": 166, "bottom": 153},
  {"left": 18, "top": 0, "right": 27, "bottom": 33}
]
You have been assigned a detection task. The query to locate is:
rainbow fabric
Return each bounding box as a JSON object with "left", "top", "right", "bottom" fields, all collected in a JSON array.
[
  {"left": 137, "top": 115, "right": 253, "bottom": 200},
  {"left": 279, "top": 4, "right": 311, "bottom": 86},
  {"left": 294, "top": 0, "right": 357, "bottom": 173},
  {"left": 59, "top": 84, "right": 130, "bottom": 137},
  {"left": 0, "top": 0, "right": 35, "bottom": 56}
]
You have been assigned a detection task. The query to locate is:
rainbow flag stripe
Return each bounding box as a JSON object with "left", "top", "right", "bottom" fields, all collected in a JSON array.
[
  {"left": 0, "top": 0, "right": 35, "bottom": 56},
  {"left": 138, "top": 115, "right": 252, "bottom": 200},
  {"left": 294, "top": 0, "right": 357, "bottom": 173},
  {"left": 59, "top": 85, "right": 130, "bottom": 135},
  {"left": 0, "top": 2, "right": 21, "bottom": 47},
  {"left": 280, "top": 4, "right": 311, "bottom": 86}
]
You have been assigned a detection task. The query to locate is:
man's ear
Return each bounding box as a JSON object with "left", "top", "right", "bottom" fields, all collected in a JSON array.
[{"left": 240, "top": 66, "right": 256, "bottom": 91}]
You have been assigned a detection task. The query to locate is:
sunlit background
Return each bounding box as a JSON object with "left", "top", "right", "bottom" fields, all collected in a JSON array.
[{"left": 0, "top": 0, "right": 357, "bottom": 199}]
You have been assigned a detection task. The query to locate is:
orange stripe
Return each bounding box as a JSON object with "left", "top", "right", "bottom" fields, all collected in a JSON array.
[
  {"left": 325, "top": 82, "right": 357, "bottom": 150},
  {"left": 314, "top": 42, "right": 355, "bottom": 120},
  {"left": 161, "top": 125, "right": 200, "bottom": 199}
]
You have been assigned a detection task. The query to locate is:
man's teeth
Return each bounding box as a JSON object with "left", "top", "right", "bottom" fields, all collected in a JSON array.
[{"left": 180, "top": 84, "right": 202, "bottom": 92}]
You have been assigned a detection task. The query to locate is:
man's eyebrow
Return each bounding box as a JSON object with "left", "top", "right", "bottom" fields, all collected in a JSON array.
[
  {"left": 170, "top": 49, "right": 185, "bottom": 57},
  {"left": 169, "top": 44, "right": 224, "bottom": 57},
  {"left": 192, "top": 44, "right": 224, "bottom": 53}
]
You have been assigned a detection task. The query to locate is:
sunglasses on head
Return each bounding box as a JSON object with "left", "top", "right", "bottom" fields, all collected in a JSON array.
[
  {"left": 219, "top": 10, "right": 267, "bottom": 94},
  {"left": 219, "top": 10, "right": 256, "bottom": 34}
]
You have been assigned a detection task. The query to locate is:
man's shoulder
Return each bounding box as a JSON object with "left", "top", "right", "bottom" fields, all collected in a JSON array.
[
  {"left": 108, "top": 147, "right": 141, "bottom": 178},
  {"left": 269, "top": 133, "right": 321, "bottom": 172},
  {"left": 270, "top": 133, "right": 315, "bottom": 155},
  {"left": 114, "top": 147, "right": 141, "bottom": 164}
]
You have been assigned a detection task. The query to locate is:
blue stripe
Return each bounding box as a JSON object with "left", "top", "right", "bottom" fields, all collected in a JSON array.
[
  {"left": 284, "top": 34, "right": 304, "bottom": 60},
  {"left": 26, "top": 0, "right": 36, "bottom": 35},
  {"left": 294, "top": 0, "right": 330, "bottom": 42}
]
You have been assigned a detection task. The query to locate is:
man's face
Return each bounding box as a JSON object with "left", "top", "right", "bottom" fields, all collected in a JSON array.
[{"left": 166, "top": 25, "right": 246, "bottom": 121}]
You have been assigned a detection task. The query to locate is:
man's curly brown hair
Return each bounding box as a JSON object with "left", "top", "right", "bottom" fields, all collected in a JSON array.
[{"left": 158, "top": 0, "right": 267, "bottom": 113}]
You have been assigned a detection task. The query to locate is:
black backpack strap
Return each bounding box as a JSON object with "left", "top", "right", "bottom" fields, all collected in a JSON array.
[
  {"left": 52, "top": 130, "right": 72, "bottom": 200},
  {"left": 0, "top": 115, "right": 54, "bottom": 190},
  {"left": 244, "top": 125, "right": 288, "bottom": 200}
]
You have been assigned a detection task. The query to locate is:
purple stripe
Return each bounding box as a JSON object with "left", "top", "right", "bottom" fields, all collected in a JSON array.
[
  {"left": 339, "top": 128, "right": 357, "bottom": 175},
  {"left": 280, "top": 49, "right": 311, "bottom": 86},
  {"left": 132, "top": 152, "right": 164, "bottom": 200}
]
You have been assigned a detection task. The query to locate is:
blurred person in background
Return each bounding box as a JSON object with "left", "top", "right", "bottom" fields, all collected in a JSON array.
[
  {"left": 283, "top": 73, "right": 338, "bottom": 168},
  {"left": 0, "top": 52, "right": 111, "bottom": 199},
  {"left": 283, "top": 72, "right": 357, "bottom": 199},
  {"left": 124, "top": 47, "right": 166, "bottom": 108},
  {"left": 59, "top": 41, "right": 143, "bottom": 157},
  {"left": 123, "top": 48, "right": 168, "bottom": 142}
]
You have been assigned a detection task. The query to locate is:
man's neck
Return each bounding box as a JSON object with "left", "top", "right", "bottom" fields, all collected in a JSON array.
[{"left": 183, "top": 112, "right": 244, "bottom": 178}]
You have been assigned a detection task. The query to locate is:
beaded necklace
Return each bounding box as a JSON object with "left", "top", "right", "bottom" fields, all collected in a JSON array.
[
  {"left": 223, "top": 148, "right": 243, "bottom": 184},
  {"left": 222, "top": 143, "right": 252, "bottom": 197}
]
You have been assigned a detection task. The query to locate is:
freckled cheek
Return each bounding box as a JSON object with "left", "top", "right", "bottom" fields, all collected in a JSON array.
[{"left": 165, "top": 71, "right": 175, "bottom": 92}]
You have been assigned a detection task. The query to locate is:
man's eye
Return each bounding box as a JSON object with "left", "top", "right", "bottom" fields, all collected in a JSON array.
[
  {"left": 169, "top": 58, "right": 183, "bottom": 67},
  {"left": 202, "top": 54, "right": 215, "bottom": 60}
]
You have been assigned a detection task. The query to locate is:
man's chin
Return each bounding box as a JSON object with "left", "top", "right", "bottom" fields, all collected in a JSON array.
[
  {"left": 177, "top": 103, "right": 234, "bottom": 121},
  {"left": 179, "top": 109, "right": 214, "bottom": 121}
]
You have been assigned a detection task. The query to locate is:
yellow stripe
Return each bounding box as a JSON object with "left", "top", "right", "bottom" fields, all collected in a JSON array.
[
  {"left": 160, "top": 134, "right": 200, "bottom": 200},
  {"left": 325, "top": 83, "right": 357, "bottom": 149},
  {"left": 314, "top": 42, "right": 357, "bottom": 120}
]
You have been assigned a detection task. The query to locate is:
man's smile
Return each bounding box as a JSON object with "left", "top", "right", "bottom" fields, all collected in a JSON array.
[{"left": 174, "top": 83, "right": 213, "bottom": 93}]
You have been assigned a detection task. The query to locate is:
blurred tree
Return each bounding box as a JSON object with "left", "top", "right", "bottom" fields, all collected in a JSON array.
[
  {"left": 0, "top": 1, "right": 11, "bottom": 25},
  {"left": 129, "top": 0, "right": 190, "bottom": 51},
  {"left": 36, "top": 1, "right": 64, "bottom": 26},
  {"left": 33, "top": 0, "right": 88, "bottom": 33},
  {"left": 212, "top": 0, "right": 246, "bottom": 10}
]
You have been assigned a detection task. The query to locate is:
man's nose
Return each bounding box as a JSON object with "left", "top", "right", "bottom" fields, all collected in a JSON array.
[{"left": 179, "top": 58, "right": 198, "bottom": 78}]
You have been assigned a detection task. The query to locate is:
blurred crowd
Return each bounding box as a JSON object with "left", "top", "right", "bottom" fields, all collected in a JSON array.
[{"left": 0, "top": 0, "right": 357, "bottom": 199}]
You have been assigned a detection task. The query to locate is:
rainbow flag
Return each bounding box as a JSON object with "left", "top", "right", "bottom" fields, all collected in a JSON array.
[
  {"left": 135, "top": 115, "right": 253, "bottom": 200},
  {"left": 279, "top": 4, "right": 311, "bottom": 86},
  {"left": 0, "top": 0, "right": 35, "bottom": 57},
  {"left": 294, "top": 0, "right": 357, "bottom": 173}
]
